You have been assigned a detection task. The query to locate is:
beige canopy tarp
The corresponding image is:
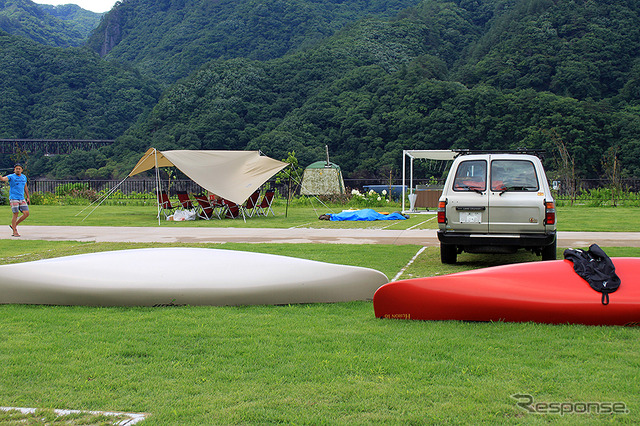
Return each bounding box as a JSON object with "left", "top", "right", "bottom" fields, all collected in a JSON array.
[{"left": 130, "top": 148, "right": 288, "bottom": 205}]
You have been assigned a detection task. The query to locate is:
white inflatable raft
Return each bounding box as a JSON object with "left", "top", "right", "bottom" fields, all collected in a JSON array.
[{"left": 0, "top": 248, "right": 388, "bottom": 307}]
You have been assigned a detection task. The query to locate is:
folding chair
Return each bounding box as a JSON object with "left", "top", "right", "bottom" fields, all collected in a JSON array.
[
  {"left": 257, "top": 190, "right": 276, "bottom": 216},
  {"left": 210, "top": 195, "right": 226, "bottom": 217},
  {"left": 193, "top": 194, "right": 219, "bottom": 220},
  {"left": 176, "top": 191, "right": 196, "bottom": 210},
  {"left": 221, "top": 198, "right": 244, "bottom": 220},
  {"left": 242, "top": 190, "right": 261, "bottom": 218},
  {"left": 157, "top": 191, "right": 177, "bottom": 219}
]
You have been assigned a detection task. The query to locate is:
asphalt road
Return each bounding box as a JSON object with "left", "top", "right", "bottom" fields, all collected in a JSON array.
[{"left": 3, "top": 225, "right": 640, "bottom": 247}]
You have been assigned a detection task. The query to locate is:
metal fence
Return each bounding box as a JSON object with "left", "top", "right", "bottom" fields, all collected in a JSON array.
[
  {"left": 29, "top": 179, "right": 289, "bottom": 198},
  {"left": 29, "top": 179, "right": 204, "bottom": 195},
  {"left": 27, "top": 177, "right": 640, "bottom": 200},
  {"left": 551, "top": 178, "right": 640, "bottom": 196},
  {"left": 29, "top": 178, "right": 409, "bottom": 198}
]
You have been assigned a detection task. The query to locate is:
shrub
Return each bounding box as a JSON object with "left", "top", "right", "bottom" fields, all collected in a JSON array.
[
  {"left": 53, "top": 183, "right": 99, "bottom": 203},
  {"left": 0, "top": 185, "right": 8, "bottom": 206},
  {"left": 55, "top": 183, "right": 90, "bottom": 197},
  {"left": 556, "top": 188, "right": 640, "bottom": 207},
  {"left": 29, "top": 192, "right": 59, "bottom": 205},
  {"left": 347, "top": 189, "right": 394, "bottom": 208}
]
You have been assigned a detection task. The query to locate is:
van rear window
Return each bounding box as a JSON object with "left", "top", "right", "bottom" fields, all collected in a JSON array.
[
  {"left": 491, "top": 160, "right": 538, "bottom": 192},
  {"left": 453, "top": 160, "right": 486, "bottom": 192}
]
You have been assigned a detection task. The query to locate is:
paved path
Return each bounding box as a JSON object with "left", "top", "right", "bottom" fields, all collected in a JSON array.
[{"left": 2, "top": 226, "right": 640, "bottom": 247}]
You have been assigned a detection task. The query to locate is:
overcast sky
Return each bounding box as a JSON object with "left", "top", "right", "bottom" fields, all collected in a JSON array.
[{"left": 32, "top": 0, "right": 119, "bottom": 13}]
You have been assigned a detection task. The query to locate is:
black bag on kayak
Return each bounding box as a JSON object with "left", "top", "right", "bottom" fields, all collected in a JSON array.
[{"left": 563, "top": 244, "right": 621, "bottom": 305}]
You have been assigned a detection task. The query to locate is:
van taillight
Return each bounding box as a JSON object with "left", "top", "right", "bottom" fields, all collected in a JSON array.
[
  {"left": 545, "top": 201, "right": 556, "bottom": 225},
  {"left": 438, "top": 201, "right": 446, "bottom": 224}
]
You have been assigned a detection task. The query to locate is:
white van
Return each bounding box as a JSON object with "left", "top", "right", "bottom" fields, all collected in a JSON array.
[{"left": 437, "top": 150, "right": 557, "bottom": 264}]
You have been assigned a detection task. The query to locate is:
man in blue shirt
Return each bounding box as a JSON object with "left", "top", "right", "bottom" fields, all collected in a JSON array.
[{"left": 1, "top": 164, "right": 30, "bottom": 237}]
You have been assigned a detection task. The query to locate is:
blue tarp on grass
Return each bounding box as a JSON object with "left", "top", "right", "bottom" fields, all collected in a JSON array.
[{"left": 329, "top": 209, "right": 407, "bottom": 221}]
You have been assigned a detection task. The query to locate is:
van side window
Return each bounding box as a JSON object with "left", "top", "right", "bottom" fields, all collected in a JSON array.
[
  {"left": 491, "top": 160, "right": 538, "bottom": 191},
  {"left": 453, "top": 160, "right": 486, "bottom": 191}
]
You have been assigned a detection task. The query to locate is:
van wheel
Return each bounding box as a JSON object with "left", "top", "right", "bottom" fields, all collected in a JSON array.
[
  {"left": 541, "top": 240, "right": 557, "bottom": 261},
  {"left": 441, "top": 243, "right": 457, "bottom": 264}
]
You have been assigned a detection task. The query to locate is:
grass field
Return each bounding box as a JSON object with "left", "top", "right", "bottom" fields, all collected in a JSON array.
[
  {"left": 1, "top": 204, "right": 639, "bottom": 424},
  {"left": 3, "top": 203, "right": 640, "bottom": 231}
]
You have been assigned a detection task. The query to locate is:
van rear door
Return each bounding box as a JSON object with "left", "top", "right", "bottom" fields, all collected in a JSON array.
[
  {"left": 488, "top": 157, "right": 546, "bottom": 233},
  {"left": 444, "top": 158, "right": 489, "bottom": 233}
]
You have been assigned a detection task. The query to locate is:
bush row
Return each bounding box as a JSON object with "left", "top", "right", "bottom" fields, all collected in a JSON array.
[
  {"left": 3, "top": 182, "right": 639, "bottom": 208},
  {"left": 555, "top": 188, "right": 640, "bottom": 207}
]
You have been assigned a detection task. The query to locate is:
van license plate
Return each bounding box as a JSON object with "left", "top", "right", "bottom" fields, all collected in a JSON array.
[{"left": 460, "top": 212, "right": 481, "bottom": 223}]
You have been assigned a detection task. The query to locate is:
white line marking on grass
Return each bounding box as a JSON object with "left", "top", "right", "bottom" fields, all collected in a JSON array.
[
  {"left": 380, "top": 221, "right": 398, "bottom": 229},
  {"left": 0, "top": 406, "right": 148, "bottom": 425},
  {"left": 407, "top": 216, "right": 436, "bottom": 230},
  {"left": 392, "top": 246, "right": 427, "bottom": 282},
  {"left": 289, "top": 222, "right": 315, "bottom": 229}
]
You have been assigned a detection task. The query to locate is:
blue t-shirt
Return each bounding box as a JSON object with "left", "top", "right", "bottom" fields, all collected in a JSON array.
[{"left": 7, "top": 173, "right": 27, "bottom": 200}]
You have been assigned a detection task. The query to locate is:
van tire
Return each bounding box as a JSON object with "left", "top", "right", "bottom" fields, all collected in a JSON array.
[
  {"left": 541, "top": 240, "right": 557, "bottom": 261},
  {"left": 441, "top": 243, "right": 457, "bottom": 264}
]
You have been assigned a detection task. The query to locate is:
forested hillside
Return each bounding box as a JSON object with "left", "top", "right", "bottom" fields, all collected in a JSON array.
[
  {"left": 455, "top": 0, "right": 640, "bottom": 101},
  {"left": 4, "top": 0, "right": 640, "bottom": 181},
  {"left": 0, "top": 32, "right": 162, "bottom": 177},
  {"left": 87, "top": 0, "right": 424, "bottom": 84},
  {"left": 39, "top": 3, "right": 103, "bottom": 40},
  {"left": 0, "top": 0, "right": 102, "bottom": 46},
  {"left": 110, "top": 0, "right": 640, "bottom": 179},
  {"left": 113, "top": 4, "right": 483, "bottom": 171}
]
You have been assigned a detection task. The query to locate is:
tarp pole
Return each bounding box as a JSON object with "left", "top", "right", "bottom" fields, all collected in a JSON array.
[
  {"left": 285, "top": 164, "right": 292, "bottom": 218},
  {"left": 410, "top": 155, "right": 414, "bottom": 195},
  {"left": 402, "top": 150, "right": 406, "bottom": 213},
  {"left": 155, "top": 149, "right": 162, "bottom": 225}
]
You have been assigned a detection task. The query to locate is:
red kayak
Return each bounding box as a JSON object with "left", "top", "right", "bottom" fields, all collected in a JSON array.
[{"left": 373, "top": 258, "right": 640, "bottom": 326}]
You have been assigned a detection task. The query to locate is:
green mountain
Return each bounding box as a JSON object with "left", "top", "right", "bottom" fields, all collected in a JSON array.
[
  {"left": 455, "top": 0, "right": 640, "bottom": 101},
  {"left": 0, "top": 0, "right": 102, "bottom": 46},
  {"left": 116, "top": 4, "right": 481, "bottom": 165},
  {"left": 39, "top": 3, "right": 104, "bottom": 40},
  {"left": 113, "top": 0, "right": 640, "bottom": 178},
  {"left": 0, "top": 31, "right": 163, "bottom": 176},
  {"left": 4, "top": 0, "right": 640, "bottom": 180},
  {"left": 86, "top": 0, "right": 424, "bottom": 84}
]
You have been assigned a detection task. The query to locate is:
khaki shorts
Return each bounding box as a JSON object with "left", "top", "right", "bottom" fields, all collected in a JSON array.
[{"left": 10, "top": 200, "right": 29, "bottom": 214}]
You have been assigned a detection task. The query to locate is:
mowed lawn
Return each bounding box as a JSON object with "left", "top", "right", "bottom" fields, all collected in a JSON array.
[
  {"left": 4, "top": 201, "right": 640, "bottom": 230},
  {"left": 1, "top": 204, "right": 639, "bottom": 424}
]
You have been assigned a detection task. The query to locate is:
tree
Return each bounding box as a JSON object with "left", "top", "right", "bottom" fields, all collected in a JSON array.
[
  {"left": 602, "top": 146, "right": 622, "bottom": 207},
  {"left": 546, "top": 129, "right": 576, "bottom": 205}
]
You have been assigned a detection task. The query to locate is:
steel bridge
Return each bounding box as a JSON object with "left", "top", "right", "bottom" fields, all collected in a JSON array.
[{"left": 0, "top": 139, "right": 116, "bottom": 155}]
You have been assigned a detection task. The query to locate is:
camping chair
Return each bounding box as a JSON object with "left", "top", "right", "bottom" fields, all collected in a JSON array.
[
  {"left": 221, "top": 198, "right": 245, "bottom": 221},
  {"left": 257, "top": 190, "right": 276, "bottom": 216},
  {"left": 176, "top": 191, "right": 196, "bottom": 210},
  {"left": 242, "top": 190, "right": 261, "bottom": 218},
  {"left": 157, "top": 191, "right": 177, "bottom": 219},
  {"left": 193, "top": 194, "right": 219, "bottom": 220},
  {"left": 210, "top": 195, "right": 227, "bottom": 218}
]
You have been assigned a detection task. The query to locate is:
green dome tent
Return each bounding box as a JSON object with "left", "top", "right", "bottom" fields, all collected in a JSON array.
[{"left": 300, "top": 161, "right": 345, "bottom": 195}]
